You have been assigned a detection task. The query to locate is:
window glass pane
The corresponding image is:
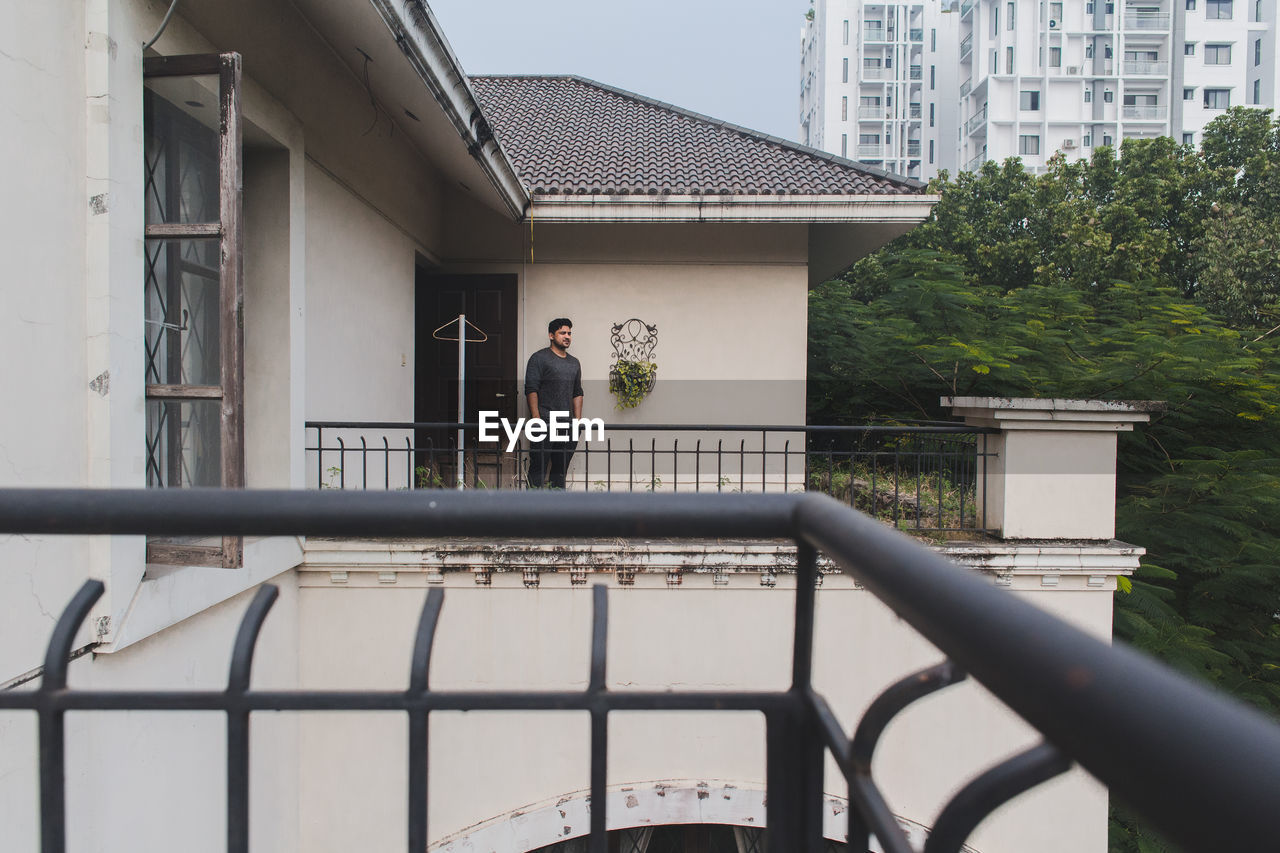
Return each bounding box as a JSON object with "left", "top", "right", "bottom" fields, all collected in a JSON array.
[
  {"left": 1205, "top": 44, "right": 1232, "bottom": 64},
  {"left": 146, "top": 399, "right": 222, "bottom": 488},
  {"left": 144, "top": 238, "right": 222, "bottom": 386},
  {"left": 143, "top": 81, "right": 220, "bottom": 225},
  {"left": 1204, "top": 88, "right": 1231, "bottom": 108}
]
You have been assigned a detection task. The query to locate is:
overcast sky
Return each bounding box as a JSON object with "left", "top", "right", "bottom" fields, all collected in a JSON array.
[{"left": 428, "top": 0, "right": 814, "bottom": 143}]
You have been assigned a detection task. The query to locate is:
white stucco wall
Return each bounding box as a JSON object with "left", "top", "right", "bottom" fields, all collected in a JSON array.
[
  {"left": 292, "top": 571, "right": 1110, "bottom": 853},
  {"left": 2, "top": 570, "right": 300, "bottom": 853},
  {"left": 522, "top": 259, "right": 809, "bottom": 426},
  {"left": 434, "top": 219, "right": 810, "bottom": 431},
  {"left": 303, "top": 161, "right": 422, "bottom": 425}
]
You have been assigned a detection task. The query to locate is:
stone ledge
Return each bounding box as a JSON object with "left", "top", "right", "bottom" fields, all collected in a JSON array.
[{"left": 299, "top": 538, "right": 1142, "bottom": 592}]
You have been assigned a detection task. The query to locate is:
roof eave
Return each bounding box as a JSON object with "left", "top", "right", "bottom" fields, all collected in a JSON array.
[
  {"left": 369, "top": 0, "right": 530, "bottom": 219},
  {"left": 528, "top": 194, "right": 939, "bottom": 224}
]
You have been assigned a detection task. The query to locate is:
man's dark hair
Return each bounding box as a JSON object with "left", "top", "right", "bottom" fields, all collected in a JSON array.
[{"left": 548, "top": 318, "right": 572, "bottom": 334}]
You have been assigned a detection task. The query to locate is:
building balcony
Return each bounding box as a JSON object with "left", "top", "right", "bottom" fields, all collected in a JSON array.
[
  {"left": 961, "top": 0, "right": 975, "bottom": 17},
  {"left": 909, "top": 28, "right": 924, "bottom": 41},
  {"left": 965, "top": 104, "right": 988, "bottom": 136},
  {"left": 1123, "top": 60, "right": 1170, "bottom": 76},
  {"left": 862, "top": 66, "right": 892, "bottom": 80},
  {"left": 8, "top": 395, "right": 1277, "bottom": 853},
  {"left": 859, "top": 106, "right": 891, "bottom": 120},
  {"left": 960, "top": 78, "right": 972, "bottom": 98},
  {"left": 960, "top": 33, "right": 973, "bottom": 60},
  {"left": 1124, "top": 13, "right": 1171, "bottom": 29},
  {"left": 906, "top": 141, "right": 922, "bottom": 157},
  {"left": 909, "top": 103, "right": 923, "bottom": 119},
  {"left": 909, "top": 65, "right": 923, "bottom": 80},
  {"left": 864, "top": 24, "right": 894, "bottom": 42},
  {"left": 1122, "top": 104, "right": 1169, "bottom": 120}
]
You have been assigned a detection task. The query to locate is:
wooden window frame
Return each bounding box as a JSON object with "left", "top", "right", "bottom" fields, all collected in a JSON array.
[{"left": 142, "top": 53, "right": 244, "bottom": 568}]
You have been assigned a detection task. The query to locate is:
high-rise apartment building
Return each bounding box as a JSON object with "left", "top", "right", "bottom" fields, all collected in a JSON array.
[
  {"left": 803, "top": 0, "right": 1280, "bottom": 173},
  {"left": 801, "top": 1, "right": 960, "bottom": 180},
  {"left": 1175, "top": 0, "right": 1280, "bottom": 146},
  {"left": 958, "top": 0, "right": 1175, "bottom": 171}
]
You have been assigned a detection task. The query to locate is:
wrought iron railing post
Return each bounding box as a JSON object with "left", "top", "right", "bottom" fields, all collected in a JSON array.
[
  {"left": 226, "top": 585, "right": 278, "bottom": 853},
  {"left": 407, "top": 588, "right": 444, "bottom": 853},
  {"left": 37, "top": 580, "right": 105, "bottom": 853},
  {"left": 588, "top": 585, "right": 609, "bottom": 853}
]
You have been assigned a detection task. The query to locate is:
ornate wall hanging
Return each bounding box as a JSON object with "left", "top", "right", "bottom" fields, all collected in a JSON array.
[{"left": 608, "top": 318, "right": 658, "bottom": 409}]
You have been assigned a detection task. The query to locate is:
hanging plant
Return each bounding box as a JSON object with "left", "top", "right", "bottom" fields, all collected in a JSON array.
[
  {"left": 609, "top": 360, "right": 657, "bottom": 409},
  {"left": 608, "top": 318, "right": 658, "bottom": 410}
]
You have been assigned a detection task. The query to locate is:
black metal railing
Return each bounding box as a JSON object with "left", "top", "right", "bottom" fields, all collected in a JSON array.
[
  {"left": 306, "top": 422, "right": 993, "bottom": 533},
  {"left": 2, "top": 489, "right": 1279, "bottom": 853}
]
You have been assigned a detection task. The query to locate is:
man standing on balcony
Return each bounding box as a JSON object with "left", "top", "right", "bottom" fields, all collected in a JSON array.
[{"left": 524, "top": 318, "right": 584, "bottom": 488}]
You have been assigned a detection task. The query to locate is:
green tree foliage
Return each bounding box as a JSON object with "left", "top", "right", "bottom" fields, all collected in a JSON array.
[{"left": 810, "top": 113, "right": 1280, "bottom": 720}]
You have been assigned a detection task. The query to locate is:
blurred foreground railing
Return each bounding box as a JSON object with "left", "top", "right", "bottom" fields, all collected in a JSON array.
[
  {"left": 2, "top": 489, "right": 1279, "bottom": 853},
  {"left": 306, "top": 422, "right": 994, "bottom": 533}
]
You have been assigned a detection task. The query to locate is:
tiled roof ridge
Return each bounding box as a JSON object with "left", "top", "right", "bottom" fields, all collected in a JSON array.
[{"left": 470, "top": 73, "right": 927, "bottom": 192}]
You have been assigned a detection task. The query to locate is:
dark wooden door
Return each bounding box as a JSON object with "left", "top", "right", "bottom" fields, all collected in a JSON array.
[{"left": 415, "top": 273, "right": 518, "bottom": 425}]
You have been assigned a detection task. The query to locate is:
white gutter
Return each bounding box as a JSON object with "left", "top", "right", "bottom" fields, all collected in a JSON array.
[
  {"left": 529, "top": 194, "right": 939, "bottom": 224},
  {"left": 368, "top": 0, "right": 529, "bottom": 220}
]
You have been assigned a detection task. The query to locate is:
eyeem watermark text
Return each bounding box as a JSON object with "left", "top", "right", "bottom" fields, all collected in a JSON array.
[{"left": 478, "top": 411, "right": 606, "bottom": 452}]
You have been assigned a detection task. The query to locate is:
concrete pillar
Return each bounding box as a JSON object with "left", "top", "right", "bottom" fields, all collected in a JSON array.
[{"left": 943, "top": 397, "right": 1161, "bottom": 540}]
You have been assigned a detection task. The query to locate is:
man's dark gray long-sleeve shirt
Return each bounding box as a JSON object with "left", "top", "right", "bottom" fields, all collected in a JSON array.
[{"left": 524, "top": 348, "right": 583, "bottom": 417}]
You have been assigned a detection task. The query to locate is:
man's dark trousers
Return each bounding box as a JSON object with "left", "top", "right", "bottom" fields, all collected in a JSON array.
[{"left": 528, "top": 439, "right": 576, "bottom": 489}]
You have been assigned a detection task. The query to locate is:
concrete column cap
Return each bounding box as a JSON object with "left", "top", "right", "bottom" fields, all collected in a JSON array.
[{"left": 943, "top": 396, "right": 1165, "bottom": 431}]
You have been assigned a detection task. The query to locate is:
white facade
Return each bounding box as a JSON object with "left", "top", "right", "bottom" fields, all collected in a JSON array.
[
  {"left": 956, "top": 0, "right": 1175, "bottom": 172},
  {"left": 1175, "top": 0, "right": 1280, "bottom": 145},
  {"left": 801, "top": 1, "right": 961, "bottom": 179},
  {"left": 810, "top": 0, "right": 1280, "bottom": 172}
]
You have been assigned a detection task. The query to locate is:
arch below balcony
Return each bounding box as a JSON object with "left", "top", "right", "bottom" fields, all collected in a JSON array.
[{"left": 431, "top": 781, "right": 959, "bottom": 853}]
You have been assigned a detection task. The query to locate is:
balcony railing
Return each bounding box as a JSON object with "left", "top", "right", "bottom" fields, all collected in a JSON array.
[
  {"left": 864, "top": 24, "right": 891, "bottom": 41},
  {"left": 961, "top": 0, "right": 975, "bottom": 17},
  {"left": 966, "top": 147, "right": 988, "bottom": 171},
  {"left": 858, "top": 106, "right": 889, "bottom": 120},
  {"left": 909, "top": 28, "right": 924, "bottom": 41},
  {"left": 960, "top": 33, "right": 973, "bottom": 59},
  {"left": 1123, "top": 60, "right": 1170, "bottom": 76},
  {"left": 1122, "top": 104, "right": 1168, "bottom": 120},
  {"left": 1124, "top": 13, "right": 1171, "bottom": 29},
  {"left": 306, "top": 422, "right": 992, "bottom": 533},
  {"left": 908, "top": 103, "right": 923, "bottom": 118},
  {"left": 857, "top": 144, "right": 885, "bottom": 157},
  {"left": 861, "top": 65, "right": 891, "bottom": 80},
  {"left": 2, "top": 487, "right": 1279, "bottom": 853},
  {"left": 906, "top": 141, "right": 922, "bottom": 157},
  {"left": 965, "top": 104, "right": 988, "bottom": 135},
  {"left": 909, "top": 64, "right": 923, "bottom": 80},
  {"left": 960, "top": 77, "right": 972, "bottom": 98}
]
